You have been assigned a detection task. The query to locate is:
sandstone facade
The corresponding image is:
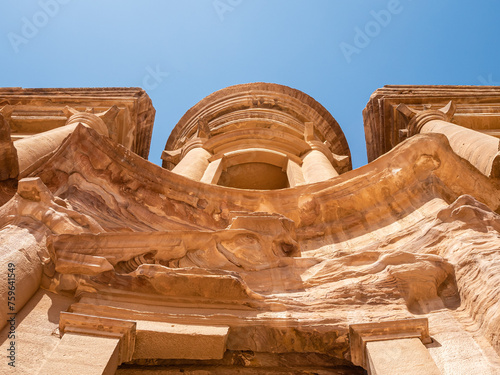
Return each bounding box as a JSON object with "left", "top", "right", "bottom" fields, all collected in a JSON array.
[{"left": 0, "top": 83, "right": 500, "bottom": 374}]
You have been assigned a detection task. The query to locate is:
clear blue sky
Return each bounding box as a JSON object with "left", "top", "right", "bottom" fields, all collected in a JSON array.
[{"left": 2, "top": 0, "right": 500, "bottom": 168}]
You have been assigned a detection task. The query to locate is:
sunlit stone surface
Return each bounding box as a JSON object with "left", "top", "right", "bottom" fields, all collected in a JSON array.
[{"left": 1, "top": 83, "right": 500, "bottom": 374}]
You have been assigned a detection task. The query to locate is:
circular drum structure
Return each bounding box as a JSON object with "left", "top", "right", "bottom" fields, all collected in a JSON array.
[{"left": 162, "top": 82, "right": 351, "bottom": 189}]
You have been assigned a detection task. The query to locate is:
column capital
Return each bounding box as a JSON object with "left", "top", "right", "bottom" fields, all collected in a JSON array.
[
  {"left": 397, "top": 101, "right": 456, "bottom": 136},
  {"left": 349, "top": 318, "right": 431, "bottom": 369},
  {"left": 303, "top": 140, "right": 335, "bottom": 164},
  {"left": 59, "top": 312, "right": 136, "bottom": 363},
  {"left": 63, "top": 106, "right": 120, "bottom": 138},
  {"left": 161, "top": 147, "right": 183, "bottom": 165},
  {"left": 303, "top": 121, "right": 349, "bottom": 172},
  {"left": 181, "top": 137, "right": 210, "bottom": 158},
  {"left": 178, "top": 118, "right": 213, "bottom": 158}
]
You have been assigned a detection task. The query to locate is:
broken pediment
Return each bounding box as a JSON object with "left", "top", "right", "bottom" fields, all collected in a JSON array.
[{"left": 1, "top": 84, "right": 500, "bottom": 374}]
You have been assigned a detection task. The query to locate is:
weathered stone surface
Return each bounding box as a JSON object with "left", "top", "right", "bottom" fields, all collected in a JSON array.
[
  {"left": 0, "top": 87, "right": 154, "bottom": 157},
  {"left": 0, "top": 106, "right": 18, "bottom": 180},
  {"left": 367, "top": 338, "right": 441, "bottom": 375},
  {"left": 349, "top": 318, "right": 432, "bottom": 368},
  {"left": 0, "top": 83, "right": 500, "bottom": 373},
  {"left": 364, "top": 85, "right": 500, "bottom": 171},
  {"left": 0, "top": 289, "right": 73, "bottom": 375},
  {"left": 38, "top": 333, "right": 121, "bottom": 375},
  {"left": 133, "top": 321, "right": 229, "bottom": 360},
  {"left": 0, "top": 225, "right": 48, "bottom": 331}
]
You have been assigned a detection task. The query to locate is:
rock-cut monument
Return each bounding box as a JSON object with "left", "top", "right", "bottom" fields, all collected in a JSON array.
[{"left": 0, "top": 83, "right": 500, "bottom": 374}]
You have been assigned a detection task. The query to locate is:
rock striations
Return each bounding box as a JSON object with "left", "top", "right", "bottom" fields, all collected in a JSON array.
[{"left": 0, "top": 84, "right": 500, "bottom": 374}]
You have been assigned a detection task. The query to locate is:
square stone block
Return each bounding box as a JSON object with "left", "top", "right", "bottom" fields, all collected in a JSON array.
[{"left": 133, "top": 321, "right": 230, "bottom": 360}]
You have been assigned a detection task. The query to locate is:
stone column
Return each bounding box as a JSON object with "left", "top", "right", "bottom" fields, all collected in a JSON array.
[
  {"left": 15, "top": 125, "right": 78, "bottom": 174},
  {"left": 349, "top": 318, "right": 440, "bottom": 375},
  {"left": 14, "top": 106, "right": 118, "bottom": 175},
  {"left": 200, "top": 158, "right": 223, "bottom": 184},
  {"left": 171, "top": 138, "right": 212, "bottom": 181},
  {"left": 302, "top": 143, "right": 339, "bottom": 183},
  {"left": 301, "top": 122, "right": 339, "bottom": 183},
  {"left": 38, "top": 313, "right": 136, "bottom": 375},
  {"left": 286, "top": 159, "right": 306, "bottom": 187},
  {"left": 170, "top": 119, "right": 213, "bottom": 181},
  {"left": 398, "top": 102, "right": 500, "bottom": 179}
]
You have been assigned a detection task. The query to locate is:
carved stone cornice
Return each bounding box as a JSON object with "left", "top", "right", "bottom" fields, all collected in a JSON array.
[
  {"left": 34, "top": 124, "right": 500, "bottom": 234},
  {"left": 196, "top": 117, "right": 211, "bottom": 139},
  {"left": 0, "top": 87, "right": 154, "bottom": 158},
  {"left": 364, "top": 85, "right": 500, "bottom": 162}
]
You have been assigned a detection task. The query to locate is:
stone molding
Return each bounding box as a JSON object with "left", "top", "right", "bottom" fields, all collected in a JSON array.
[
  {"left": 163, "top": 82, "right": 352, "bottom": 172},
  {"left": 59, "top": 312, "right": 137, "bottom": 363},
  {"left": 0, "top": 87, "right": 154, "bottom": 158},
  {"left": 349, "top": 318, "right": 432, "bottom": 369},
  {"left": 63, "top": 105, "right": 121, "bottom": 138},
  {"left": 397, "top": 101, "right": 456, "bottom": 136},
  {"left": 364, "top": 85, "right": 500, "bottom": 162}
]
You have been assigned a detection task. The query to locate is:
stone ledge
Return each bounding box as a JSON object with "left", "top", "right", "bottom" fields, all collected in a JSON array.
[{"left": 349, "top": 318, "right": 431, "bottom": 368}]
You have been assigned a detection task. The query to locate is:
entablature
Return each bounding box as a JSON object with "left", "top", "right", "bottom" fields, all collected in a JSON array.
[
  {"left": 0, "top": 87, "right": 155, "bottom": 159},
  {"left": 364, "top": 85, "right": 500, "bottom": 163}
]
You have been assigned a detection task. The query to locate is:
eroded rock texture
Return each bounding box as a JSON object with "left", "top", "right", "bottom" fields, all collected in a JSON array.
[{"left": 1, "top": 84, "right": 500, "bottom": 374}]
